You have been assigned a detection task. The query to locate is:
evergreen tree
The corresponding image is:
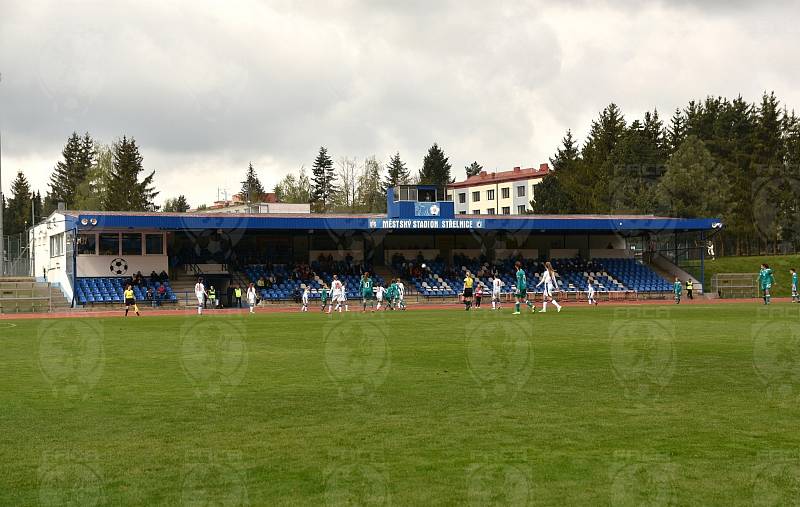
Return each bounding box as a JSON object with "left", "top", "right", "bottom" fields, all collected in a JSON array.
[
  {"left": 74, "top": 144, "right": 112, "bottom": 210},
  {"left": 104, "top": 136, "right": 159, "bottom": 211},
  {"left": 46, "top": 132, "right": 94, "bottom": 212},
  {"left": 656, "top": 136, "right": 730, "bottom": 218},
  {"left": 465, "top": 161, "right": 483, "bottom": 178},
  {"left": 532, "top": 130, "right": 579, "bottom": 214},
  {"left": 311, "top": 147, "right": 337, "bottom": 212},
  {"left": 417, "top": 143, "right": 452, "bottom": 195},
  {"left": 3, "top": 171, "right": 33, "bottom": 236},
  {"left": 581, "top": 104, "right": 627, "bottom": 212},
  {"left": 666, "top": 108, "right": 686, "bottom": 153},
  {"left": 240, "top": 162, "right": 265, "bottom": 202},
  {"left": 163, "top": 195, "right": 190, "bottom": 212},
  {"left": 382, "top": 152, "right": 410, "bottom": 192}
]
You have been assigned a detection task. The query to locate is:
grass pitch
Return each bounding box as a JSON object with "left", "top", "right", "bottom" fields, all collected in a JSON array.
[{"left": 2, "top": 303, "right": 800, "bottom": 505}]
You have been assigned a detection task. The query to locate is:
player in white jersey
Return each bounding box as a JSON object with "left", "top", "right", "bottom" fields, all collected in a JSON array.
[
  {"left": 341, "top": 282, "right": 349, "bottom": 312},
  {"left": 246, "top": 283, "right": 258, "bottom": 314},
  {"left": 375, "top": 285, "right": 386, "bottom": 310},
  {"left": 329, "top": 275, "right": 344, "bottom": 313},
  {"left": 301, "top": 285, "right": 310, "bottom": 312},
  {"left": 491, "top": 274, "right": 503, "bottom": 310},
  {"left": 586, "top": 280, "right": 597, "bottom": 306},
  {"left": 194, "top": 278, "right": 208, "bottom": 315},
  {"left": 396, "top": 280, "right": 406, "bottom": 310},
  {"left": 536, "top": 261, "right": 562, "bottom": 312}
]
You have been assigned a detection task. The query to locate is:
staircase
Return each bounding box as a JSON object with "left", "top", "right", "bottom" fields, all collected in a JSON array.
[{"left": 0, "top": 277, "right": 65, "bottom": 314}]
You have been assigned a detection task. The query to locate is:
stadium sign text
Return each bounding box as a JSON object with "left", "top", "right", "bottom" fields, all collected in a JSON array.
[{"left": 374, "top": 219, "right": 484, "bottom": 230}]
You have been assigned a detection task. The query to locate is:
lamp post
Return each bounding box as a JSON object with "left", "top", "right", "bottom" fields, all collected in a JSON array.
[{"left": 0, "top": 72, "right": 5, "bottom": 275}]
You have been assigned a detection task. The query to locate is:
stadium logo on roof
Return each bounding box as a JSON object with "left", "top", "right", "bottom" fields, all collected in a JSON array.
[{"left": 368, "top": 219, "right": 378, "bottom": 228}]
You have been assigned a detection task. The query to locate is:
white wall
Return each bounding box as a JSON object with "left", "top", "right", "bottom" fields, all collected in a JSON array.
[{"left": 30, "top": 213, "right": 73, "bottom": 300}]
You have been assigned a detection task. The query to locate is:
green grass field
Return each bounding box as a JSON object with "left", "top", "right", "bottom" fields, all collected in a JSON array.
[
  {"left": 686, "top": 254, "right": 800, "bottom": 297},
  {"left": 2, "top": 303, "right": 800, "bottom": 505}
]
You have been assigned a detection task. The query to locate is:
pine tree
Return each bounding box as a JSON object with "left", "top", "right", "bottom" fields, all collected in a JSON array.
[
  {"left": 74, "top": 144, "right": 112, "bottom": 210},
  {"left": 104, "top": 136, "right": 159, "bottom": 211},
  {"left": 240, "top": 162, "right": 265, "bottom": 202},
  {"left": 666, "top": 108, "right": 686, "bottom": 153},
  {"left": 311, "top": 147, "right": 337, "bottom": 212},
  {"left": 533, "top": 130, "right": 579, "bottom": 214},
  {"left": 581, "top": 104, "right": 626, "bottom": 212},
  {"left": 465, "top": 161, "right": 483, "bottom": 178},
  {"left": 163, "top": 195, "right": 190, "bottom": 212},
  {"left": 3, "top": 171, "right": 33, "bottom": 236},
  {"left": 46, "top": 132, "right": 83, "bottom": 212},
  {"left": 382, "top": 152, "right": 410, "bottom": 192},
  {"left": 417, "top": 143, "right": 452, "bottom": 195}
]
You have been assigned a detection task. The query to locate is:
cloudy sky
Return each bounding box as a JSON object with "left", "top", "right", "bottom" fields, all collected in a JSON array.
[{"left": 0, "top": 0, "right": 797, "bottom": 206}]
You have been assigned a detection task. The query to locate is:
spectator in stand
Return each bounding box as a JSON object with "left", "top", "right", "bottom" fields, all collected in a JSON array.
[
  {"left": 157, "top": 283, "right": 166, "bottom": 305},
  {"left": 146, "top": 286, "right": 155, "bottom": 307},
  {"left": 257, "top": 276, "right": 266, "bottom": 288},
  {"left": 150, "top": 270, "right": 159, "bottom": 281},
  {"left": 159, "top": 270, "right": 169, "bottom": 282}
]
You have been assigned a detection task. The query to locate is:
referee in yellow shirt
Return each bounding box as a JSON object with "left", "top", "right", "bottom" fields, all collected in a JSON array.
[
  {"left": 462, "top": 271, "right": 474, "bottom": 311},
  {"left": 124, "top": 285, "right": 140, "bottom": 317}
]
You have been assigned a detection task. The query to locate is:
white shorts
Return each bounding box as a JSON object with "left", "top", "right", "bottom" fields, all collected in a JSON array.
[
  {"left": 492, "top": 291, "right": 501, "bottom": 300},
  {"left": 542, "top": 286, "right": 554, "bottom": 298},
  {"left": 332, "top": 293, "right": 344, "bottom": 303},
  {"left": 196, "top": 294, "right": 204, "bottom": 305}
]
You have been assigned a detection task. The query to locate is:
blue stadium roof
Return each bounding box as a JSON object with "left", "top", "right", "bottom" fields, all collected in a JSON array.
[{"left": 64, "top": 211, "right": 722, "bottom": 234}]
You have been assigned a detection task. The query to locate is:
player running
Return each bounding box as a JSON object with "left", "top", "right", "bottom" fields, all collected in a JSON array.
[
  {"left": 491, "top": 274, "right": 502, "bottom": 310},
  {"left": 194, "top": 277, "right": 208, "bottom": 315},
  {"left": 513, "top": 261, "right": 534, "bottom": 315},
  {"left": 246, "top": 283, "right": 257, "bottom": 314},
  {"left": 386, "top": 280, "right": 397, "bottom": 310},
  {"left": 587, "top": 280, "right": 598, "bottom": 305},
  {"left": 360, "top": 272, "right": 375, "bottom": 312},
  {"left": 791, "top": 268, "right": 798, "bottom": 303},
  {"left": 301, "top": 285, "right": 309, "bottom": 312},
  {"left": 536, "top": 261, "right": 562, "bottom": 313},
  {"left": 375, "top": 284, "right": 386, "bottom": 310},
  {"left": 759, "top": 264, "right": 774, "bottom": 305},
  {"left": 674, "top": 277, "right": 682, "bottom": 304},
  {"left": 124, "top": 284, "right": 140, "bottom": 317}
]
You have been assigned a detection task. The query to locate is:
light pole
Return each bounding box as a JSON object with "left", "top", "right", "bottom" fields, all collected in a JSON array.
[{"left": 0, "top": 72, "right": 4, "bottom": 275}]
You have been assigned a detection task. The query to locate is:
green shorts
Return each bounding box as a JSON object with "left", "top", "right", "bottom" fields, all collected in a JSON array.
[{"left": 515, "top": 288, "right": 527, "bottom": 299}]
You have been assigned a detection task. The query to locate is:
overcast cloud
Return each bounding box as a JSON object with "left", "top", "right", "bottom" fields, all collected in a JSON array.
[{"left": 0, "top": 0, "right": 798, "bottom": 205}]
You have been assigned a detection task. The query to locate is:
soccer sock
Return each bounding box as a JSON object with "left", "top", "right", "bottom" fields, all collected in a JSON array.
[
  {"left": 543, "top": 301, "right": 548, "bottom": 311},
  {"left": 492, "top": 301, "right": 496, "bottom": 309},
  {"left": 134, "top": 304, "right": 140, "bottom": 316},
  {"left": 526, "top": 300, "right": 533, "bottom": 308},
  {"left": 125, "top": 308, "right": 129, "bottom": 316},
  {"left": 515, "top": 302, "right": 520, "bottom": 312},
  {"left": 552, "top": 300, "right": 561, "bottom": 310}
]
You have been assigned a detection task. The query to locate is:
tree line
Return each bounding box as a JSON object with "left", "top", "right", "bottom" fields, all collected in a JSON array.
[{"left": 534, "top": 92, "right": 800, "bottom": 255}]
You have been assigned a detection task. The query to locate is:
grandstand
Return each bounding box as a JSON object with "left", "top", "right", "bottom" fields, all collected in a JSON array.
[{"left": 23, "top": 184, "right": 719, "bottom": 309}]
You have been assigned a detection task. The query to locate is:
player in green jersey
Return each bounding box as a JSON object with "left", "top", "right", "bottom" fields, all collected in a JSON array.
[
  {"left": 791, "top": 268, "right": 798, "bottom": 303},
  {"left": 388, "top": 279, "right": 399, "bottom": 310},
  {"left": 360, "top": 272, "right": 375, "bottom": 312},
  {"left": 320, "top": 284, "right": 330, "bottom": 312},
  {"left": 674, "top": 277, "right": 682, "bottom": 304},
  {"left": 759, "top": 263, "right": 774, "bottom": 305},
  {"left": 513, "top": 261, "right": 535, "bottom": 315}
]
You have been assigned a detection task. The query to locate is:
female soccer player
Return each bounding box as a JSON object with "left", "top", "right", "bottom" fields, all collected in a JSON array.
[
  {"left": 360, "top": 272, "right": 374, "bottom": 312},
  {"left": 791, "top": 268, "right": 798, "bottom": 303},
  {"left": 759, "top": 264, "right": 774, "bottom": 305},
  {"left": 301, "top": 285, "right": 310, "bottom": 312},
  {"left": 513, "top": 261, "right": 534, "bottom": 314},
  {"left": 194, "top": 277, "right": 207, "bottom": 315},
  {"left": 536, "top": 261, "right": 562, "bottom": 312},
  {"left": 124, "top": 284, "right": 140, "bottom": 317},
  {"left": 674, "top": 277, "right": 682, "bottom": 304},
  {"left": 474, "top": 283, "right": 483, "bottom": 309},
  {"left": 587, "top": 280, "right": 597, "bottom": 305},
  {"left": 320, "top": 283, "right": 330, "bottom": 312},
  {"left": 246, "top": 283, "right": 257, "bottom": 314},
  {"left": 491, "top": 274, "right": 503, "bottom": 310}
]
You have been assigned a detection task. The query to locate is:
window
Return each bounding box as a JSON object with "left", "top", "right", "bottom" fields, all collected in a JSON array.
[
  {"left": 502, "top": 206, "right": 511, "bottom": 215},
  {"left": 145, "top": 234, "right": 164, "bottom": 255},
  {"left": 518, "top": 205, "right": 527, "bottom": 214},
  {"left": 99, "top": 233, "right": 119, "bottom": 255},
  {"left": 517, "top": 185, "right": 526, "bottom": 197},
  {"left": 472, "top": 209, "right": 480, "bottom": 215},
  {"left": 486, "top": 208, "right": 495, "bottom": 215},
  {"left": 76, "top": 233, "right": 96, "bottom": 255},
  {"left": 122, "top": 233, "right": 142, "bottom": 255},
  {"left": 472, "top": 191, "right": 480, "bottom": 202},
  {"left": 50, "top": 233, "right": 64, "bottom": 257},
  {"left": 459, "top": 211, "right": 467, "bottom": 215},
  {"left": 458, "top": 193, "right": 466, "bottom": 204},
  {"left": 501, "top": 187, "right": 510, "bottom": 199},
  {"left": 487, "top": 189, "right": 495, "bottom": 200}
]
